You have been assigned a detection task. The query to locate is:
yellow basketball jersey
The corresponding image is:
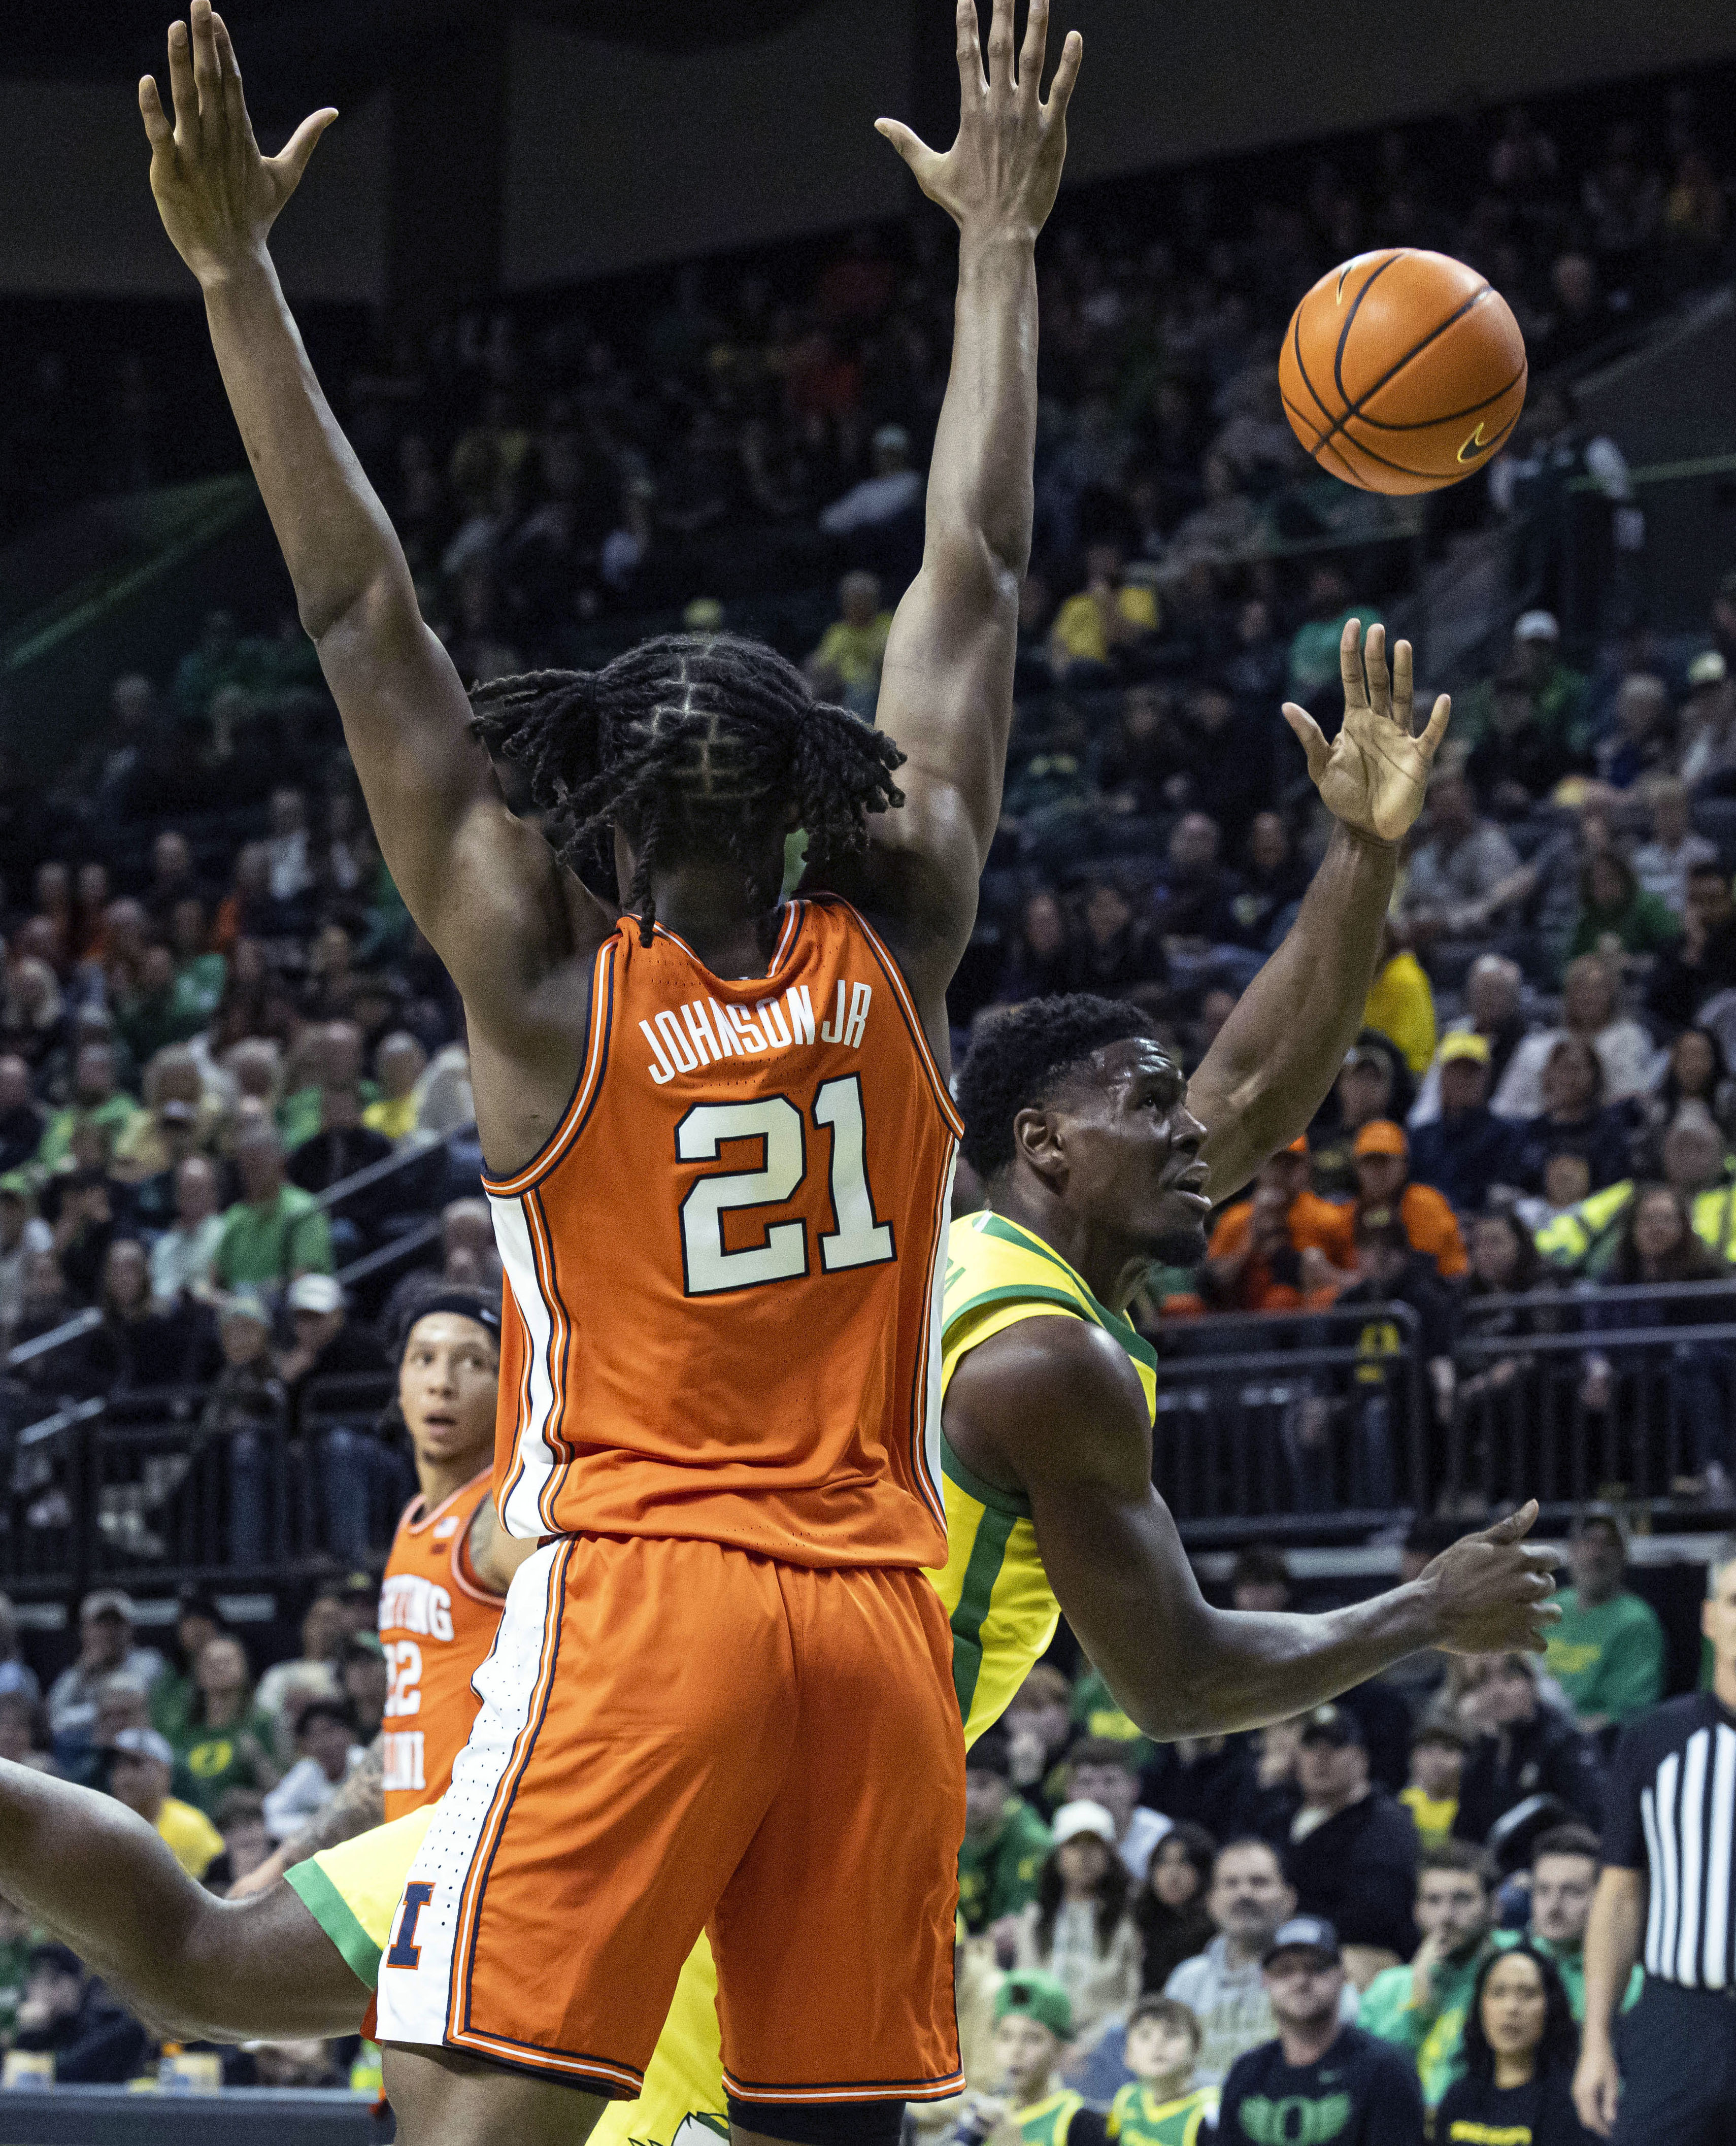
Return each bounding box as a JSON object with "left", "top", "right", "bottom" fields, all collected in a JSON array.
[{"left": 927, "top": 1209, "right": 1159, "bottom": 1744}]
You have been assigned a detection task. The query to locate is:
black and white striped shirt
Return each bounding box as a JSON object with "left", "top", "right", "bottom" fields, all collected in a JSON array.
[{"left": 1605, "top": 1693, "right": 1736, "bottom": 1990}]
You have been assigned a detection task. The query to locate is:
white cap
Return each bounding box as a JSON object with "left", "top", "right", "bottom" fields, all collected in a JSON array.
[
  {"left": 1514, "top": 610, "right": 1559, "bottom": 642},
  {"left": 288, "top": 1272, "right": 345, "bottom": 1314},
  {"left": 1050, "top": 1799, "right": 1119, "bottom": 1848},
  {"left": 1688, "top": 650, "right": 1728, "bottom": 689}
]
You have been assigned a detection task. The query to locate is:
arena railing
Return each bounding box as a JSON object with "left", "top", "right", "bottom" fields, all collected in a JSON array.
[{"left": 0, "top": 2085, "right": 385, "bottom": 2144}]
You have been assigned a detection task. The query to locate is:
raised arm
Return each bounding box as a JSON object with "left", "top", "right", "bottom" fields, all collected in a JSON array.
[
  {"left": 944, "top": 1316, "right": 1557, "bottom": 1738},
  {"left": 1189, "top": 620, "right": 1450, "bottom": 1199},
  {"left": 139, "top": 5, "right": 599, "bottom": 1047},
  {"left": 830, "top": 0, "right": 1079, "bottom": 1020}
]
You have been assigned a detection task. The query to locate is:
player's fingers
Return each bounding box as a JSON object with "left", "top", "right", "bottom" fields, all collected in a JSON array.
[
  {"left": 1280, "top": 702, "right": 1330, "bottom": 782},
  {"left": 1390, "top": 634, "right": 1416, "bottom": 728},
  {"left": 986, "top": 0, "right": 1015, "bottom": 90},
  {"left": 1364, "top": 622, "right": 1392, "bottom": 721},
  {"left": 1418, "top": 692, "right": 1452, "bottom": 760},
  {"left": 139, "top": 74, "right": 173, "bottom": 152},
  {"left": 269, "top": 107, "right": 338, "bottom": 192},
  {"left": 875, "top": 118, "right": 940, "bottom": 182},
  {"left": 190, "top": 0, "right": 223, "bottom": 135},
  {"left": 1017, "top": 0, "right": 1049, "bottom": 95},
  {"left": 1045, "top": 28, "right": 1083, "bottom": 114},
  {"left": 955, "top": 0, "right": 987, "bottom": 94},
  {"left": 1478, "top": 1499, "right": 1538, "bottom": 1544},
  {"left": 210, "top": 14, "right": 248, "bottom": 147},
  {"left": 1338, "top": 616, "right": 1369, "bottom": 710},
  {"left": 166, "top": 18, "right": 197, "bottom": 148}
]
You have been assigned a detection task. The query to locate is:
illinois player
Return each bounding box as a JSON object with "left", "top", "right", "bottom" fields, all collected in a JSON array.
[
  {"left": 141, "top": 1, "right": 1083, "bottom": 2138},
  {"left": 0, "top": 633, "right": 1557, "bottom": 2139}
]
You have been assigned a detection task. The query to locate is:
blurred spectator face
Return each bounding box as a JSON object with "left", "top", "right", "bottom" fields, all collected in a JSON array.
[
  {"left": 105, "top": 900, "right": 149, "bottom": 964},
  {"left": 102, "top": 1241, "right": 151, "bottom": 1318},
  {"left": 1480, "top": 1952, "right": 1549, "bottom": 2067},
  {"left": 1633, "top": 1187, "right": 1688, "bottom": 1264},
  {"left": 1414, "top": 1862, "right": 1490, "bottom": 1956},
  {"left": 321, "top": 1085, "right": 362, "bottom": 1132},
  {"left": 1306, "top": 565, "right": 1348, "bottom": 618},
  {"left": 0, "top": 1695, "right": 37, "bottom": 1763},
  {"left": 1551, "top": 252, "right": 1596, "bottom": 314},
  {"left": 1004, "top": 1667, "right": 1072, "bottom": 1765},
  {"left": 1170, "top": 814, "right": 1220, "bottom": 870},
  {"left": 152, "top": 831, "right": 192, "bottom": 884},
  {"left": 1470, "top": 1654, "right": 1538, "bottom": 1727},
  {"left": 0, "top": 1056, "right": 31, "bottom": 1112},
  {"left": 1085, "top": 543, "right": 1124, "bottom": 588},
  {"left": 1296, "top": 1733, "right": 1367, "bottom": 1807},
  {"left": 1122, "top": 689, "right": 1163, "bottom": 745},
  {"left": 343, "top": 1649, "right": 389, "bottom": 1737},
  {"left": 21, "top": 1954, "right": 85, "bottom": 2026},
  {"left": 1058, "top": 1832, "right": 1114, "bottom": 1891},
  {"left": 1650, "top": 781, "right": 1691, "bottom": 847},
  {"left": 1354, "top": 1151, "right": 1407, "bottom": 1205},
  {"left": 235, "top": 845, "right": 270, "bottom": 896},
  {"left": 991, "top": 2011, "right": 1062, "bottom": 2103},
  {"left": 1544, "top": 1154, "right": 1591, "bottom": 1210},
  {"left": 177, "top": 1603, "right": 221, "bottom": 1665},
  {"left": 1586, "top": 853, "right": 1629, "bottom": 911},
  {"left": 107, "top": 1748, "right": 168, "bottom": 1819},
  {"left": 1021, "top": 892, "right": 1065, "bottom": 959},
  {"left": 313, "top": 924, "right": 351, "bottom": 977},
  {"left": 1672, "top": 1030, "right": 1718, "bottom": 1098},
  {"left": 170, "top": 900, "right": 208, "bottom": 958},
  {"left": 1084, "top": 884, "right": 1132, "bottom": 947},
  {"left": 1336, "top": 1056, "right": 1392, "bottom": 1128},
  {"left": 303, "top": 1596, "right": 349, "bottom": 1664},
  {"left": 376, "top": 1032, "right": 426, "bottom": 1099},
  {"left": 93, "top": 1685, "right": 148, "bottom": 1743},
  {"left": 35, "top": 861, "right": 70, "bottom": 912},
  {"left": 269, "top": 788, "right": 308, "bottom": 837},
  {"left": 219, "top": 1303, "right": 271, "bottom": 1367},
  {"left": 1663, "top": 1114, "right": 1724, "bottom": 1193},
  {"left": 234, "top": 1127, "right": 285, "bottom": 1203},
  {"left": 324, "top": 1023, "right": 365, "bottom": 1089},
  {"left": 1439, "top": 1056, "right": 1490, "bottom": 1116},
  {"left": 228, "top": 1040, "right": 281, "bottom": 1102},
  {"left": 839, "top": 572, "right": 881, "bottom": 628},
  {"left": 22, "top": 1248, "right": 66, "bottom": 1312},
  {"left": 1069, "top": 1758, "right": 1138, "bottom": 1836},
  {"left": 1248, "top": 813, "right": 1288, "bottom": 875},
  {"left": 252, "top": 2041, "right": 337, "bottom": 2088},
  {"left": 1490, "top": 674, "right": 1531, "bottom": 734},
  {"left": 1467, "top": 960, "right": 1521, "bottom": 1032},
  {"left": 1569, "top": 1518, "right": 1626, "bottom": 1603},
  {"left": 1239, "top": 599, "right": 1274, "bottom": 647},
  {"left": 1409, "top": 1734, "right": 1463, "bottom": 1802},
  {"left": 1150, "top": 1836, "right": 1207, "bottom": 1910},
  {"left": 74, "top": 1044, "right": 116, "bottom": 1103},
  {"left": 1208, "top": 1841, "right": 1296, "bottom": 1944},
  {"left": 1429, "top": 773, "right": 1475, "bottom": 840},
  {"left": 80, "top": 1607, "right": 131, "bottom": 1673},
  {"left": 1531, "top": 1849, "right": 1597, "bottom": 1948},
  {"left": 1541, "top": 1037, "right": 1599, "bottom": 1116},
  {"left": 1615, "top": 675, "right": 1667, "bottom": 744},
  {"left": 222, "top": 1809, "right": 272, "bottom": 1883},
  {"left": 175, "top": 1156, "right": 219, "bottom": 1225},
  {"left": 1198, "top": 987, "right": 1238, "bottom": 1049},
  {"left": 1124, "top": 2010, "right": 1196, "bottom": 2085},
  {"left": 1190, "top": 689, "right": 1233, "bottom": 739},
  {"left": 196, "top": 1635, "right": 249, "bottom": 1702},
  {"left": 1470, "top": 1216, "right": 1524, "bottom": 1288},
  {"left": 300, "top": 1710, "right": 355, "bottom": 1781},
  {"left": 1264, "top": 1950, "right": 1346, "bottom": 2034},
  {"left": 963, "top": 1764, "right": 1010, "bottom": 1840},
  {"left": 1687, "top": 866, "right": 1735, "bottom": 932},
  {"left": 442, "top": 1198, "right": 494, "bottom": 1269},
  {"left": 113, "top": 675, "right": 155, "bottom": 728},
  {"left": 77, "top": 863, "right": 108, "bottom": 913}
]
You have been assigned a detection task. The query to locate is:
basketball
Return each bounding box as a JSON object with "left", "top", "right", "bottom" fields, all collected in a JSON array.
[{"left": 1278, "top": 248, "right": 1528, "bottom": 496}]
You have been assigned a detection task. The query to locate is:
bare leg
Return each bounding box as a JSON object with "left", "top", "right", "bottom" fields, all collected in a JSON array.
[
  {"left": 0, "top": 1758, "right": 365, "bottom": 2040},
  {"left": 384, "top": 2044, "right": 609, "bottom": 2145}
]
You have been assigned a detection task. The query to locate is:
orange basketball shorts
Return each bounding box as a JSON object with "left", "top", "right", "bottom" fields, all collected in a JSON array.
[{"left": 374, "top": 1533, "right": 965, "bottom": 2104}]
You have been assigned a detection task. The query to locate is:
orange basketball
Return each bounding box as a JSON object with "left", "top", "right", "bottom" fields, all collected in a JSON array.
[{"left": 1278, "top": 249, "right": 1527, "bottom": 495}]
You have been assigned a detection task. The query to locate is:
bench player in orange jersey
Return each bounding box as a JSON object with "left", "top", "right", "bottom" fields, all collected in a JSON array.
[
  {"left": 140, "top": 1, "right": 1083, "bottom": 2138},
  {"left": 237, "top": 1287, "right": 536, "bottom": 1900}
]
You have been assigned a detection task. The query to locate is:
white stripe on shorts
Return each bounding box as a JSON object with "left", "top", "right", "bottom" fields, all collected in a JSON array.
[{"left": 375, "top": 1540, "right": 563, "bottom": 2049}]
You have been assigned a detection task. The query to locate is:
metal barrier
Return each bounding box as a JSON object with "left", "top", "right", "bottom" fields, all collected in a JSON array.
[{"left": 0, "top": 2086, "right": 388, "bottom": 2144}]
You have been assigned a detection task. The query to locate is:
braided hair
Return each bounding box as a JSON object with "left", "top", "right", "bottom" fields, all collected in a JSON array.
[{"left": 469, "top": 633, "right": 905, "bottom": 944}]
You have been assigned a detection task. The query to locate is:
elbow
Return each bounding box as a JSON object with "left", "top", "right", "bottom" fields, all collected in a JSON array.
[{"left": 928, "top": 522, "right": 1025, "bottom": 614}]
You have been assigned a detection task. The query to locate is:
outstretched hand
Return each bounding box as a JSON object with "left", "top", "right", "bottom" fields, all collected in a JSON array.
[
  {"left": 140, "top": 0, "right": 336, "bottom": 288},
  {"left": 1418, "top": 1501, "right": 1561, "bottom": 1657},
  {"left": 876, "top": 0, "right": 1082, "bottom": 243},
  {"left": 1283, "top": 619, "right": 1451, "bottom": 846}
]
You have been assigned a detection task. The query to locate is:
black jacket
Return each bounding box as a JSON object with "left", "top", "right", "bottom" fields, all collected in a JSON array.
[
  {"left": 1409, "top": 1107, "right": 1520, "bottom": 1214},
  {"left": 13, "top": 1979, "right": 150, "bottom": 2083},
  {"left": 1281, "top": 1790, "right": 1420, "bottom": 1959},
  {"left": 1455, "top": 1701, "right": 1606, "bottom": 1844}
]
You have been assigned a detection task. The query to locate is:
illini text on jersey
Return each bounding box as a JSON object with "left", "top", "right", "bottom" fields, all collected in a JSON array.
[{"left": 640, "top": 980, "right": 872, "bottom": 1085}]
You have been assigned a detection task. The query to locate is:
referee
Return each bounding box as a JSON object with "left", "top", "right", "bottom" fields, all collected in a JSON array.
[{"left": 1574, "top": 1538, "right": 1736, "bottom": 2141}]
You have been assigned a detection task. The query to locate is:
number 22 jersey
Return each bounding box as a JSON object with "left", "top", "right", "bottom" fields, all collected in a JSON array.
[{"left": 485, "top": 896, "right": 961, "bottom": 1569}]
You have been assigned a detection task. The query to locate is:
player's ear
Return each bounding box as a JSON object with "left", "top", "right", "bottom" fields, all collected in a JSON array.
[{"left": 1011, "top": 1103, "right": 1066, "bottom": 1187}]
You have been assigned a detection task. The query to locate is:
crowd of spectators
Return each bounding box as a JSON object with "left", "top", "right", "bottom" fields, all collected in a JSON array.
[{"left": 949, "top": 1521, "right": 1684, "bottom": 2140}]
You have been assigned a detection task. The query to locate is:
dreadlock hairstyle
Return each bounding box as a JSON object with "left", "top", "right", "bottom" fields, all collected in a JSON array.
[
  {"left": 956, "top": 994, "right": 1159, "bottom": 1180},
  {"left": 468, "top": 633, "right": 906, "bottom": 945}
]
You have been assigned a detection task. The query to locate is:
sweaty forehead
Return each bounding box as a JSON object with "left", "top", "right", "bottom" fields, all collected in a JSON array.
[{"left": 1079, "top": 1035, "right": 1183, "bottom": 1098}]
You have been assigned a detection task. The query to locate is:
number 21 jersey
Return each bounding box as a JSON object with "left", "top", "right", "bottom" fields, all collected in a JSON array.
[{"left": 486, "top": 895, "right": 961, "bottom": 1569}]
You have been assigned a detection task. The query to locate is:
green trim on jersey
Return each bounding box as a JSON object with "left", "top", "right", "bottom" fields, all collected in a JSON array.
[{"left": 287, "top": 1856, "right": 381, "bottom": 1989}]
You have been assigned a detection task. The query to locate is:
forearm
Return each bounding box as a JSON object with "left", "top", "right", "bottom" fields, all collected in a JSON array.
[
  {"left": 1194, "top": 822, "right": 1398, "bottom": 1197},
  {"left": 930, "top": 232, "right": 1039, "bottom": 579},
  {"left": 278, "top": 1735, "right": 384, "bottom": 1869},
  {"left": 1580, "top": 1871, "right": 1644, "bottom": 2047},
  {"left": 201, "top": 252, "right": 410, "bottom": 642}
]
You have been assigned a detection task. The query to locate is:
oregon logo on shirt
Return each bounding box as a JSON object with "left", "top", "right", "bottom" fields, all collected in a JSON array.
[{"left": 1236, "top": 2093, "right": 1353, "bottom": 2144}]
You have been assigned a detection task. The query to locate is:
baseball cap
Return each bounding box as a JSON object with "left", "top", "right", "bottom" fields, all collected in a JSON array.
[
  {"left": 1298, "top": 1703, "right": 1364, "bottom": 1749},
  {"left": 1263, "top": 1916, "right": 1342, "bottom": 1967},
  {"left": 1513, "top": 610, "right": 1559, "bottom": 643},
  {"left": 1353, "top": 1119, "right": 1409, "bottom": 1159},
  {"left": 994, "top": 1971, "right": 1074, "bottom": 2041},
  {"left": 287, "top": 1272, "right": 344, "bottom": 1315},
  {"left": 1050, "top": 1799, "right": 1119, "bottom": 1849},
  {"left": 81, "top": 1589, "right": 136, "bottom": 1625},
  {"left": 1688, "top": 650, "right": 1728, "bottom": 689},
  {"left": 110, "top": 1726, "right": 175, "bottom": 1766},
  {"left": 1438, "top": 1031, "right": 1492, "bottom": 1066}
]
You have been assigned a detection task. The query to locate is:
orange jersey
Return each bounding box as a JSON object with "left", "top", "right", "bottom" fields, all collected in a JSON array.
[
  {"left": 379, "top": 1467, "right": 504, "bottom": 1821},
  {"left": 486, "top": 895, "right": 961, "bottom": 1569}
]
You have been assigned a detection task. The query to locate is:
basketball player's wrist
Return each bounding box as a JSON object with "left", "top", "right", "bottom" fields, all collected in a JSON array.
[
  {"left": 1328, "top": 817, "right": 1399, "bottom": 858},
  {"left": 957, "top": 223, "right": 1039, "bottom": 266},
  {"left": 194, "top": 244, "right": 275, "bottom": 297}
]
